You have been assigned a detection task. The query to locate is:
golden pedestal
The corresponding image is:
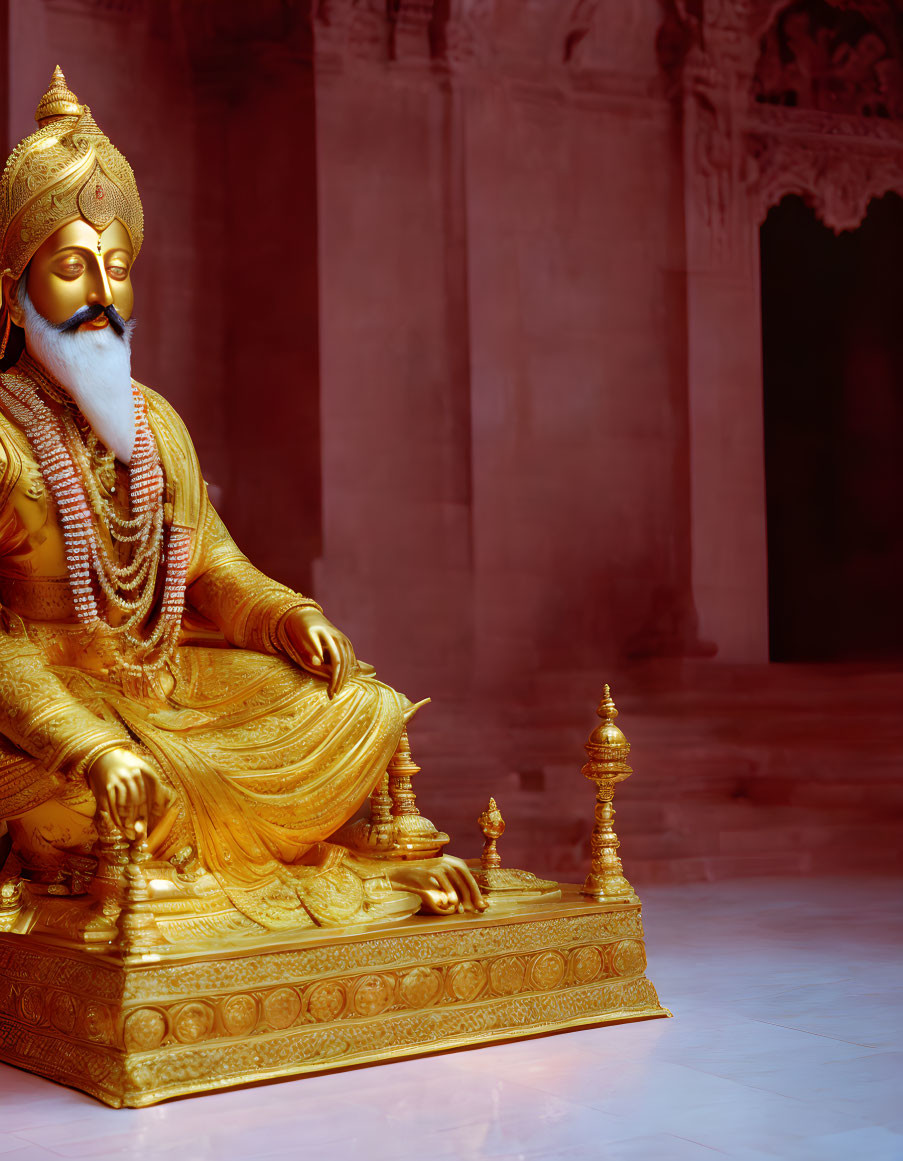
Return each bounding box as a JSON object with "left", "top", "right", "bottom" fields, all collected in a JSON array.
[
  {"left": 0, "top": 886, "right": 669, "bottom": 1107},
  {"left": 0, "top": 685, "right": 670, "bottom": 1106}
]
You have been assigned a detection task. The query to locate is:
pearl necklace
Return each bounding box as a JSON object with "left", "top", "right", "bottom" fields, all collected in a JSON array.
[{"left": 0, "top": 364, "right": 191, "bottom": 674}]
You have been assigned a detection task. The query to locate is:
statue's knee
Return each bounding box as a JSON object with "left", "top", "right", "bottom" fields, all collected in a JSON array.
[{"left": 8, "top": 798, "right": 97, "bottom": 865}]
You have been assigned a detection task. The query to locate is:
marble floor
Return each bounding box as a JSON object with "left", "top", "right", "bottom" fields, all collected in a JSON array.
[{"left": 0, "top": 876, "right": 899, "bottom": 1161}]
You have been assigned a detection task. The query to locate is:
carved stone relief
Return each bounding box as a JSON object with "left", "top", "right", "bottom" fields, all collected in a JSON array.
[
  {"left": 753, "top": 0, "right": 903, "bottom": 118},
  {"left": 310, "top": 0, "right": 663, "bottom": 92},
  {"left": 661, "top": 0, "right": 903, "bottom": 241},
  {"left": 747, "top": 128, "right": 903, "bottom": 227}
]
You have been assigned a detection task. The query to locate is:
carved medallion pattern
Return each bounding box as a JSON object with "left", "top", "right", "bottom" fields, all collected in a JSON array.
[
  {"left": 127, "top": 974, "right": 666, "bottom": 1100},
  {"left": 222, "top": 994, "right": 258, "bottom": 1037},
  {"left": 612, "top": 939, "right": 646, "bottom": 977},
  {"left": 571, "top": 945, "right": 603, "bottom": 983},
  {"left": 49, "top": 991, "right": 76, "bottom": 1034},
  {"left": 400, "top": 966, "right": 443, "bottom": 1008},
  {"left": 172, "top": 1002, "right": 214, "bottom": 1044},
  {"left": 71, "top": 936, "right": 651, "bottom": 1053},
  {"left": 123, "top": 1008, "right": 166, "bottom": 1051},
  {"left": 447, "top": 960, "right": 486, "bottom": 1002},
  {"left": 0, "top": 977, "right": 15, "bottom": 1015},
  {"left": 307, "top": 981, "right": 345, "bottom": 1023},
  {"left": 530, "top": 950, "right": 566, "bottom": 991},
  {"left": 489, "top": 956, "right": 526, "bottom": 996},
  {"left": 81, "top": 1002, "right": 113, "bottom": 1044},
  {"left": 353, "top": 974, "right": 394, "bottom": 1017},
  {"left": 20, "top": 986, "right": 43, "bottom": 1024},
  {"left": 263, "top": 987, "right": 302, "bottom": 1030}
]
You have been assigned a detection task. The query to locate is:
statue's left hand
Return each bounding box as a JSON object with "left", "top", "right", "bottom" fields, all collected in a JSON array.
[{"left": 282, "top": 607, "right": 358, "bottom": 698}]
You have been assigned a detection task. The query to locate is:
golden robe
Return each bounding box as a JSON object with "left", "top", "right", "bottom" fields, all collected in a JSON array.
[{"left": 0, "top": 377, "right": 409, "bottom": 930}]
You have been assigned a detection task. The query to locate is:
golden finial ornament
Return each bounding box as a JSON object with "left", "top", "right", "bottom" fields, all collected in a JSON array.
[
  {"left": 581, "top": 685, "right": 639, "bottom": 905},
  {"left": 335, "top": 726, "right": 449, "bottom": 859},
  {"left": 365, "top": 772, "right": 395, "bottom": 851},
  {"left": 477, "top": 797, "right": 505, "bottom": 870},
  {"left": 471, "top": 797, "right": 559, "bottom": 902},
  {"left": 0, "top": 871, "right": 21, "bottom": 926},
  {"left": 386, "top": 726, "right": 450, "bottom": 857},
  {"left": 116, "top": 825, "right": 166, "bottom": 953},
  {"left": 34, "top": 66, "right": 82, "bottom": 126}
]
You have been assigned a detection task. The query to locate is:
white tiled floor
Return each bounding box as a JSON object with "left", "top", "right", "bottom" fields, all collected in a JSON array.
[{"left": 0, "top": 876, "right": 900, "bottom": 1161}]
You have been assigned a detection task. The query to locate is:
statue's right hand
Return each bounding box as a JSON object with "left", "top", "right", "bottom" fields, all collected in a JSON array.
[{"left": 87, "top": 748, "right": 173, "bottom": 840}]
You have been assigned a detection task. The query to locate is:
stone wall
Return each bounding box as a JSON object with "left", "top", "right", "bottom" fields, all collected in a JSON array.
[{"left": 5, "top": 0, "right": 902, "bottom": 880}]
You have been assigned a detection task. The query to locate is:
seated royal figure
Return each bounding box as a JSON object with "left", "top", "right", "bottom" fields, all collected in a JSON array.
[{"left": 0, "top": 69, "right": 481, "bottom": 941}]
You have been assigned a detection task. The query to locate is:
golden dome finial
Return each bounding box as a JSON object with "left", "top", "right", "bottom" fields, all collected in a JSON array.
[
  {"left": 581, "top": 684, "right": 638, "bottom": 904},
  {"left": 589, "top": 683, "right": 628, "bottom": 750},
  {"left": 596, "top": 683, "right": 617, "bottom": 722},
  {"left": 34, "top": 65, "right": 82, "bottom": 127}
]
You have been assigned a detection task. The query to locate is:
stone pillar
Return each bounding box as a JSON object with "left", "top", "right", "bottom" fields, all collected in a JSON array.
[
  {"left": 176, "top": 3, "right": 323, "bottom": 594},
  {"left": 671, "top": 10, "right": 770, "bottom": 662},
  {"left": 462, "top": 1, "right": 696, "bottom": 687},
  {"left": 311, "top": 2, "right": 474, "bottom": 695}
]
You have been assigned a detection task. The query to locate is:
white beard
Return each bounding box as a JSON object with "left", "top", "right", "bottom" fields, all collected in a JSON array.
[{"left": 20, "top": 287, "right": 137, "bottom": 464}]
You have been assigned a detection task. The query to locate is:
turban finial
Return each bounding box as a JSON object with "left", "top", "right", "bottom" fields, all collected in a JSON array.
[{"left": 34, "top": 66, "right": 82, "bottom": 127}]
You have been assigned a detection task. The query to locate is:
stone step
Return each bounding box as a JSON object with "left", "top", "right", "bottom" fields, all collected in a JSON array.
[{"left": 402, "top": 663, "right": 903, "bottom": 883}]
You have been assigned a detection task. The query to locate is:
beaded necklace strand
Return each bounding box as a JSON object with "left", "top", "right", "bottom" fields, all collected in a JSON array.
[{"left": 0, "top": 362, "right": 191, "bottom": 674}]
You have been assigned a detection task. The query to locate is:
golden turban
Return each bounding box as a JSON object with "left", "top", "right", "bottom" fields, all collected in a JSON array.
[{"left": 0, "top": 66, "right": 143, "bottom": 281}]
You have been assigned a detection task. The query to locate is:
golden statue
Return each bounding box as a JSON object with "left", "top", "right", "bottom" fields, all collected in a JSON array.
[
  {"left": 0, "top": 70, "right": 669, "bottom": 1108},
  {"left": 0, "top": 66, "right": 484, "bottom": 942}
]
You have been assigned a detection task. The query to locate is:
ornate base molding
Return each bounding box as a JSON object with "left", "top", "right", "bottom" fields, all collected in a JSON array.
[{"left": 0, "top": 886, "right": 670, "bottom": 1107}]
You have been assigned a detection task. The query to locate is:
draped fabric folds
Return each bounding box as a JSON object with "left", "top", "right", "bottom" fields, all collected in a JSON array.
[{"left": 0, "top": 376, "right": 410, "bottom": 929}]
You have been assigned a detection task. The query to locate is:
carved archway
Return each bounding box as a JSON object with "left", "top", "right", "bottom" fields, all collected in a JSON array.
[
  {"left": 661, "top": 0, "right": 903, "bottom": 236},
  {"left": 659, "top": 0, "right": 903, "bottom": 660}
]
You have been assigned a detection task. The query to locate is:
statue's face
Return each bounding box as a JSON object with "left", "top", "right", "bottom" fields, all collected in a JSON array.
[{"left": 25, "top": 217, "right": 134, "bottom": 329}]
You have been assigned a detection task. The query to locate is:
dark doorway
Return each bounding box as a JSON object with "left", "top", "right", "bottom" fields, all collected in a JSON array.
[{"left": 761, "top": 193, "right": 903, "bottom": 662}]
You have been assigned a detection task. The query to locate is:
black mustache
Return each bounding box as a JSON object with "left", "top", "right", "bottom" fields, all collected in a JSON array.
[{"left": 53, "top": 303, "right": 128, "bottom": 336}]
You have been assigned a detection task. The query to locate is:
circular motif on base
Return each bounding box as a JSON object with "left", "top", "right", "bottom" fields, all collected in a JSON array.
[
  {"left": 264, "top": 987, "right": 302, "bottom": 1030},
  {"left": 353, "top": 974, "right": 393, "bottom": 1017},
  {"left": 400, "top": 966, "right": 442, "bottom": 1009},
  {"left": 612, "top": 939, "right": 646, "bottom": 977},
  {"left": 49, "top": 991, "right": 76, "bottom": 1034},
  {"left": 124, "top": 1008, "right": 166, "bottom": 1051},
  {"left": 530, "top": 951, "right": 566, "bottom": 991},
  {"left": 307, "top": 981, "right": 346, "bottom": 1023},
  {"left": 172, "top": 1002, "right": 214, "bottom": 1044},
  {"left": 447, "top": 960, "right": 486, "bottom": 1002},
  {"left": 20, "top": 985, "right": 44, "bottom": 1025},
  {"left": 571, "top": 945, "right": 603, "bottom": 984},
  {"left": 0, "top": 977, "right": 15, "bottom": 1015},
  {"left": 81, "top": 1002, "right": 113, "bottom": 1043},
  {"left": 489, "top": 956, "right": 525, "bottom": 996},
  {"left": 222, "top": 994, "right": 258, "bottom": 1037}
]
